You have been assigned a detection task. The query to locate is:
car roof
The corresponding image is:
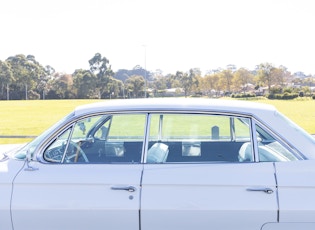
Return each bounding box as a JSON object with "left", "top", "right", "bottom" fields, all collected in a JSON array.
[{"left": 74, "top": 98, "right": 276, "bottom": 117}]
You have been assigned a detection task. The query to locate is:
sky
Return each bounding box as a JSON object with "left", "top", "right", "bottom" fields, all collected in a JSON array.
[{"left": 1, "top": 0, "right": 315, "bottom": 75}]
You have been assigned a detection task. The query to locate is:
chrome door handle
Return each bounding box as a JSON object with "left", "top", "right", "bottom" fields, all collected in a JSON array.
[
  {"left": 111, "top": 186, "right": 137, "bottom": 192},
  {"left": 246, "top": 187, "right": 274, "bottom": 194}
]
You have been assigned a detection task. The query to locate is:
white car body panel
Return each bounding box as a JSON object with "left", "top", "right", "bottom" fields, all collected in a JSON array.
[
  {"left": 0, "top": 159, "right": 25, "bottom": 230},
  {"left": 141, "top": 163, "right": 278, "bottom": 230},
  {"left": 275, "top": 160, "right": 315, "bottom": 222},
  {"left": 262, "top": 222, "right": 315, "bottom": 230},
  {"left": 12, "top": 162, "right": 143, "bottom": 230}
]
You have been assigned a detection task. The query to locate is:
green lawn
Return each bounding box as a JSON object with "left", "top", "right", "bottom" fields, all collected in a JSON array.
[
  {"left": 0, "top": 99, "right": 101, "bottom": 144},
  {"left": 1, "top": 98, "right": 315, "bottom": 144},
  {"left": 254, "top": 98, "right": 315, "bottom": 134}
]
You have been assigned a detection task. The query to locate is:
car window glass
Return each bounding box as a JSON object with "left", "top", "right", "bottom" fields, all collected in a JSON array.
[
  {"left": 44, "top": 114, "right": 146, "bottom": 164},
  {"left": 107, "top": 115, "right": 146, "bottom": 141},
  {"left": 147, "top": 113, "right": 253, "bottom": 163},
  {"left": 255, "top": 123, "right": 299, "bottom": 161},
  {"left": 44, "top": 128, "right": 72, "bottom": 163}
]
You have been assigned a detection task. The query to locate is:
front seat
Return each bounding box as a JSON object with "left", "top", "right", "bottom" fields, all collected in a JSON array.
[{"left": 147, "top": 143, "right": 169, "bottom": 163}]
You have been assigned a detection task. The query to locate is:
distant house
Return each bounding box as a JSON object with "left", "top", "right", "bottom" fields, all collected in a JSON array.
[
  {"left": 255, "top": 86, "right": 268, "bottom": 96},
  {"left": 153, "top": 88, "right": 185, "bottom": 97},
  {"left": 241, "top": 83, "right": 255, "bottom": 93},
  {"left": 164, "top": 88, "right": 184, "bottom": 97}
]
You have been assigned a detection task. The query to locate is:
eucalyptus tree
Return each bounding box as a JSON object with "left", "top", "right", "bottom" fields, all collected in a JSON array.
[
  {"left": 125, "top": 75, "right": 145, "bottom": 98},
  {"left": 72, "top": 69, "right": 98, "bottom": 98},
  {"left": 6, "top": 54, "right": 45, "bottom": 99},
  {"left": 167, "top": 74, "right": 181, "bottom": 88},
  {"left": 256, "top": 62, "right": 275, "bottom": 92},
  {"left": 153, "top": 75, "right": 167, "bottom": 91},
  {"left": 190, "top": 68, "right": 202, "bottom": 77},
  {"left": 0, "top": 60, "right": 13, "bottom": 100},
  {"left": 37, "top": 65, "right": 55, "bottom": 99},
  {"left": 219, "top": 69, "right": 234, "bottom": 94},
  {"left": 89, "top": 53, "right": 114, "bottom": 98},
  {"left": 175, "top": 69, "right": 198, "bottom": 97},
  {"left": 46, "top": 73, "right": 73, "bottom": 99},
  {"left": 272, "top": 65, "right": 292, "bottom": 88},
  {"left": 106, "top": 77, "right": 123, "bottom": 99}
]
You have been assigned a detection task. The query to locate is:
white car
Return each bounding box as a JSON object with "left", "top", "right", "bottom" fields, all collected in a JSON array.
[{"left": 1, "top": 98, "right": 315, "bottom": 230}]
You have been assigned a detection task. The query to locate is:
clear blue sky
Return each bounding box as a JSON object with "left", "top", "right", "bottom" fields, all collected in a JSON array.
[{"left": 1, "top": 0, "right": 314, "bottom": 75}]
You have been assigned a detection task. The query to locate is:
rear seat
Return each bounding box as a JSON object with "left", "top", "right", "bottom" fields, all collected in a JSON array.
[{"left": 165, "top": 141, "right": 246, "bottom": 162}]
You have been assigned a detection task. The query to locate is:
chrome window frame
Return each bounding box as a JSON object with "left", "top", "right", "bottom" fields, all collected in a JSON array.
[{"left": 35, "top": 109, "right": 305, "bottom": 164}]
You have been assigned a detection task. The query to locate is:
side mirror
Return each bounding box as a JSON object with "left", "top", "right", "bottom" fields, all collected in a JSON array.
[
  {"left": 24, "top": 149, "right": 38, "bottom": 171},
  {"left": 26, "top": 149, "right": 32, "bottom": 161}
]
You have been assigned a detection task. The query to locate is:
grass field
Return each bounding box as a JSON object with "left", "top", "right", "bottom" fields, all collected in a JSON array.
[
  {"left": 0, "top": 99, "right": 101, "bottom": 144},
  {"left": 1, "top": 98, "right": 315, "bottom": 144}
]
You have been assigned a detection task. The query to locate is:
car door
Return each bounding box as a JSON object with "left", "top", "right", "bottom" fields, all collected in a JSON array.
[
  {"left": 140, "top": 113, "right": 278, "bottom": 230},
  {"left": 267, "top": 160, "right": 315, "bottom": 230},
  {"left": 11, "top": 113, "right": 146, "bottom": 230}
]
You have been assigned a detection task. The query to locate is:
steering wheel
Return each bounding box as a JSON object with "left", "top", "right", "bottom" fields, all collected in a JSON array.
[{"left": 66, "top": 141, "right": 89, "bottom": 163}]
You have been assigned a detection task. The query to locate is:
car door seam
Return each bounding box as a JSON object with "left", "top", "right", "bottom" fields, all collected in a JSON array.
[
  {"left": 10, "top": 160, "right": 27, "bottom": 230},
  {"left": 273, "top": 162, "right": 280, "bottom": 222},
  {"left": 139, "top": 165, "right": 144, "bottom": 230}
]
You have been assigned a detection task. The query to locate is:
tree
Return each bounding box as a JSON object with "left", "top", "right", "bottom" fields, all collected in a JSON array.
[
  {"left": 167, "top": 74, "right": 181, "bottom": 88},
  {"left": 106, "top": 78, "right": 123, "bottom": 99},
  {"left": 37, "top": 65, "right": 55, "bottom": 99},
  {"left": 190, "top": 68, "right": 202, "bottom": 77},
  {"left": 46, "top": 73, "right": 74, "bottom": 99},
  {"left": 89, "top": 53, "right": 114, "bottom": 98},
  {"left": 6, "top": 54, "right": 45, "bottom": 99},
  {"left": 89, "top": 53, "right": 111, "bottom": 77},
  {"left": 114, "top": 69, "right": 130, "bottom": 82},
  {"left": 256, "top": 63, "right": 275, "bottom": 92},
  {"left": 153, "top": 75, "right": 167, "bottom": 91},
  {"left": 0, "top": 60, "right": 13, "bottom": 100},
  {"left": 114, "top": 66, "right": 152, "bottom": 83},
  {"left": 219, "top": 69, "right": 234, "bottom": 94},
  {"left": 175, "top": 69, "right": 198, "bottom": 97},
  {"left": 125, "top": 75, "right": 145, "bottom": 98},
  {"left": 272, "top": 65, "right": 292, "bottom": 88},
  {"left": 202, "top": 73, "right": 220, "bottom": 97},
  {"left": 72, "top": 69, "right": 98, "bottom": 98},
  {"left": 233, "top": 68, "right": 254, "bottom": 94}
]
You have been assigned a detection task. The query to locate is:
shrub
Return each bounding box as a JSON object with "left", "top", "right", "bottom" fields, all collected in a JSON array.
[
  {"left": 28, "top": 90, "right": 40, "bottom": 100},
  {"left": 267, "top": 93, "right": 299, "bottom": 100},
  {"left": 231, "top": 93, "right": 256, "bottom": 98}
]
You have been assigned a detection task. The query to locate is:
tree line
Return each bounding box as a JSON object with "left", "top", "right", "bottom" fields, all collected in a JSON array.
[{"left": 0, "top": 53, "right": 314, "bottom": 100}]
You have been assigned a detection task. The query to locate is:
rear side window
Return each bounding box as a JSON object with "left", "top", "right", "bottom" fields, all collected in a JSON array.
[
  {"left": 146, "top": 113, "right": 300, "bottom": 163},
  {"left": 147, "top": 114, "right": 253, "bottom": 163},
  {"left": 255, "top": 123, "right": 300, "bottom": 161}
]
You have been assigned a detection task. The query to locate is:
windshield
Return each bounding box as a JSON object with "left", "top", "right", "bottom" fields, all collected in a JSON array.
[{"left": 13, "top": 112, "right": 75, "bottom": 160}]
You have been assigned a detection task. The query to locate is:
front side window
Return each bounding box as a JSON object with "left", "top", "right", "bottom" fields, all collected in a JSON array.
[{"left": 44, "top": 114, "right": 146, "bottom": 164}]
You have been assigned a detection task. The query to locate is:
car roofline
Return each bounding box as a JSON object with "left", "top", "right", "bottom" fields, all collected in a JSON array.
[{"left": 73, "top": 98, "right": 276, "bottom": 117}]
